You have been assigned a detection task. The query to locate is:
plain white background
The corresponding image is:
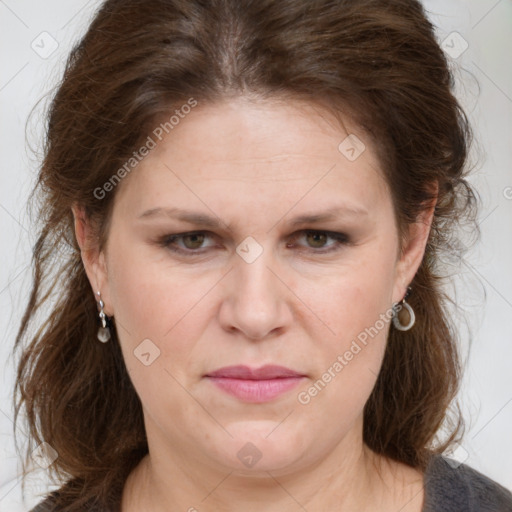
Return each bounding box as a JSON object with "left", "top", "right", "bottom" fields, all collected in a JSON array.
[{"left": 0, "top": 0, "right": 511, "bottom": 510}]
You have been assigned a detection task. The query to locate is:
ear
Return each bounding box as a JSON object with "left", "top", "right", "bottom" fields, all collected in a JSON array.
[
  {"left": 72, "top": 203, "right": 113, "bottom": 316},
  {"left": 392, "top": 183, "right": 438, "bottom": 303}
]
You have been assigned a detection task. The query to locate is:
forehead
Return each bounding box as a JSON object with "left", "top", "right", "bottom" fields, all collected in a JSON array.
[
  {"left": 113, "top": 98, "right": 391, "bottom": 221},
  {"left": 147, "top": 98, "right": 369, "bottom": 168}
]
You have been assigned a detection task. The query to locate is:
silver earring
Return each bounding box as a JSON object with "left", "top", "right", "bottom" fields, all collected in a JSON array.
[
  {"left": 392, "top": 286, "right": 415, "bottom": 331},
  {"left": 96, "top": 291, "right": 111, "bottom": 343}
]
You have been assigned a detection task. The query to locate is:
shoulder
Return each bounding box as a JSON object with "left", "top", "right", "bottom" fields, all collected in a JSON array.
[
  {"left": 29, "top": 491, "right": 58, "bottom": 512},
  {"left": 29, "top": 487, "right": 106, "bottom": 512},
  {"left": 423, "top": 453, "right": 512, "bottom": 511}
]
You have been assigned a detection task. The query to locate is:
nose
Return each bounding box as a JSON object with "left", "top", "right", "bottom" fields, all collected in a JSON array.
[{"left": 218, "top": 243, "right": 293, "bottom": 341}]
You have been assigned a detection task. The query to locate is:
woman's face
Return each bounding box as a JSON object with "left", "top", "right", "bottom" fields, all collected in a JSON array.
[{"left": 81, "top": 98, "right": 431, "bottom": 476}]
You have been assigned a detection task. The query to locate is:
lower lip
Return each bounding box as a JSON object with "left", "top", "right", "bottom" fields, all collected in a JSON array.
[{"left": 206, "top": 376, "right": 304, "bottom": 403}]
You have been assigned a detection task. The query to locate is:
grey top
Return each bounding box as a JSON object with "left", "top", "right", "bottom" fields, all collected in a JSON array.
[
  {"left": 422, "top": 454, "right": 512, "bottom": 511},
  {"left": 30, "top": 454, "right": 512, "bottom": 511}
]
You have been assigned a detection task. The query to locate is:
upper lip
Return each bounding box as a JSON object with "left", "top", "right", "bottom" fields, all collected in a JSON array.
[{"left": 205, "top": 365, "right": 305, "bottom": 380}]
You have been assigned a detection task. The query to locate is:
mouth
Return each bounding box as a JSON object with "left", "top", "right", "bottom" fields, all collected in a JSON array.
[{"left": 204, "top": 365, "right": 306, "bottom": 403}]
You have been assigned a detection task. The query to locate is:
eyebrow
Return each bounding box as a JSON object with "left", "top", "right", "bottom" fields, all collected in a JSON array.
[{"left": 137, "top": 205, "right": 368, "bottom": 229}]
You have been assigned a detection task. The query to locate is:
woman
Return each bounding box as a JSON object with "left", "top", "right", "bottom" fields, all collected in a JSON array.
[{"left": 13, "top": 0, "right": 512, "bottom": 511}]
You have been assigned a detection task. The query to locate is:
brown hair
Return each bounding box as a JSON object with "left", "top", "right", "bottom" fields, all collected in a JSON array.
[{"left": 14, "top": 0, "right": 479, "bottom": 510}]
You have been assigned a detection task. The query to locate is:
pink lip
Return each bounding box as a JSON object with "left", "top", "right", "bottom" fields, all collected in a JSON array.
[{"left": 205, "top": 365, "right": 306, "bottom": 403}]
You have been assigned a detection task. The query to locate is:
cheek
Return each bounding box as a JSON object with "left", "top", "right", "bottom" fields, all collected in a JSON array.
[
  {"left": 293, "top": 245, "right": 396, "bottom": 404},
  {"left": 106, "top": 237, "right": 220, "bottom": 379},
  {"left": 105, "top": 251, "right": 205, "bottom": 419},
  {"left": 295, "top": 291, "right": 391, "bottom": 440},
  {"left": 297, "top": 243, "right": 397, "bottom": 346},
  {"left": 107, "top": 226, "right": 193, "bottom": 332}
]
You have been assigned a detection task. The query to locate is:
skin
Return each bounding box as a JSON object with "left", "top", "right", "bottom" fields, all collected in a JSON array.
[{"left": 73, "top": 97, "right": 435, "bottom": 511}]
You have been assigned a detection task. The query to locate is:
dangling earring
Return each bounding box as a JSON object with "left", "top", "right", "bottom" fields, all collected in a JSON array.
[
  {"left": 392, "top": 286, "right": 415, "bottom": 331},
  {"left": 96, "top": 291, "right": 111, "bottom": 342}
]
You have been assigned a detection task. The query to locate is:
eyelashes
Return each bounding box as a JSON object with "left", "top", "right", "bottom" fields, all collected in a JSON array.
[
  {"left": 286, "top": 230, "right": 350, "bottom": 253},
  {"left": 157, "top": 229, "right": 351, "bottom": 257}
]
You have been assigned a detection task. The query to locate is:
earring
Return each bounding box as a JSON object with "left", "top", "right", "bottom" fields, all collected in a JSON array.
[
  {"left": 392, "top": 286, "right": 415, "bottom": 331},
  {"left": 96, "top": 291, "right": 111, "bottom": 343}
]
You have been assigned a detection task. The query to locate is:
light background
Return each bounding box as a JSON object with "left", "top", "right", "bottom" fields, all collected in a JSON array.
[{"left": 0, "top": 0, "right": 511, "bottom": 510}]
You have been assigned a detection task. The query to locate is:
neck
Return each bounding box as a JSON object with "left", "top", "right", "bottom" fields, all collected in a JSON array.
[{"left": 121, "top": 418, "right": 422, "bottom": 511}]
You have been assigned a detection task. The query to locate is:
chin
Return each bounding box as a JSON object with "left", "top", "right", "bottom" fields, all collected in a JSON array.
[{"left": 207, "top": 422, "right": 308, "bottom": 475}]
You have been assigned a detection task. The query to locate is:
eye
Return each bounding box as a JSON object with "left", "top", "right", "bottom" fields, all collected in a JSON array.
[
  {"left": 157, "top": 229, "right": 350, "bottom": 257},
  {"left": 287, "top": 230, "right": 350, "bottom": 253},
  {"left": 158, "top": 231, "right": 216, "bottom": 254}
]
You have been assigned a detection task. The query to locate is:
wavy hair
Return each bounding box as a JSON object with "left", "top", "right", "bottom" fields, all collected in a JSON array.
[{"left": 13, "top": 0, "right": 478, "bottom": 509}]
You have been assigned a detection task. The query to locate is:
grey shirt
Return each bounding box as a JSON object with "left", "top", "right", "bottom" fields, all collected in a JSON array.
[
  {"left": 422, "top": 454, "right": 512, "bottom": 511},
  {"left": 30, "top": 454, "right": 512, "bottom": 511}
]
